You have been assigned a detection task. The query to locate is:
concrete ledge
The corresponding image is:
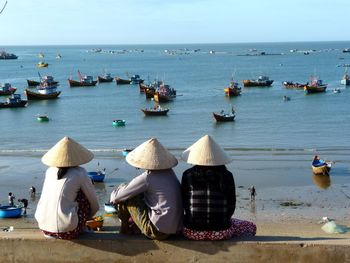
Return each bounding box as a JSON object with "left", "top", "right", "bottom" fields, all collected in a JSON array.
[{"left": 1, "top": 229, "right": 350, "bottom": 263}]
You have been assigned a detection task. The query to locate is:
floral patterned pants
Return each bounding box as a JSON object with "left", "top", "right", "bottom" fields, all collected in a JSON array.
[{"left": 183, "top": 218, "right": 256, "bottom": 241}]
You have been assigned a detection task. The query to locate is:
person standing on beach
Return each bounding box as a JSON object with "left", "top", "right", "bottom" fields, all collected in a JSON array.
[
  {"left": 250, "top": 186, "right": 256, "bottom": 201},
  {"left": 29, "top": 186, "right": 36, "bottom": 196},
  {"left": 110, "top": 138, "right": 182, "bottom": 240},
  {"left": 35, "top": 137, "right": 99, "bottom": 240},
  {"left": 8, "top": 192, "right": 15, "bottom": 206},
  {"left": 181, "top": 135, "right": 256, "bottom": 240}
]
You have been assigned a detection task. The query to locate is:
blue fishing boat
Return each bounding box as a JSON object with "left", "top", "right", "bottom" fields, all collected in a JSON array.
[
  {"left": 0, "top": 205, "right": 22, "bottom": 218},
  {"left": 88, "top": 170, "right": 106, "bottom": 182}
]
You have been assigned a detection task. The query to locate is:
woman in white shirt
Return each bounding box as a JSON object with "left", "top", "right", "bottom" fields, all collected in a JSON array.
[{"left": 35, "top": 136, "right": 99, "bottom": 239}]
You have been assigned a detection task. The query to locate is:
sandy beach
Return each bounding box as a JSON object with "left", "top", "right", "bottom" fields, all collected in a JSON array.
[{"left": 1, "top": 150, "right": 350, "bottom": 243}]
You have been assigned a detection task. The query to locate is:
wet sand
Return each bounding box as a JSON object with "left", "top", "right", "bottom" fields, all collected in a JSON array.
[{"left": 1, "top": 151, "right": 350, "bottom": 238}]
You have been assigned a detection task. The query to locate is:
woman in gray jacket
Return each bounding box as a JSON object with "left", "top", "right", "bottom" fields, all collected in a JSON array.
[{"left": 110, "top": 138, "right": 182, "bottom": 240}]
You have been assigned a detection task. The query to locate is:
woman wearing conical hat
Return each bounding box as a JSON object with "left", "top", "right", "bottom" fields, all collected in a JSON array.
[
  {"left": 110, "top": 138, "right": 182, "bottom": 240},
  {"left": 181, "top": 135, "right": 256, "bottom": 240},
  {"left": 35, "top": 137, "right": 99, "bottom": 239}
]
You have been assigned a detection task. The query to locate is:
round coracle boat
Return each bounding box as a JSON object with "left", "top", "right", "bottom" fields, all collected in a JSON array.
[{"left": 0, "top": 205, "right": 22, "bottom": 218}]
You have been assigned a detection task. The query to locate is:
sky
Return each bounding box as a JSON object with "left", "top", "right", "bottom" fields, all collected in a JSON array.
[{"left": 0, "top": 0, "right": 349, "bottom": 45}]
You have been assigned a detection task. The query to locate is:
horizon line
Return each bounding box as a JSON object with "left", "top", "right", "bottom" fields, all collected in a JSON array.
[{"left": 1, "top": 40, "right": 350, "bottom": 47}]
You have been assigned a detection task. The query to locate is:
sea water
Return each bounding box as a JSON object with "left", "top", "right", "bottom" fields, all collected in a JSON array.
[{"left": 1, "top": 42, "right": 350, "bottom": 207}]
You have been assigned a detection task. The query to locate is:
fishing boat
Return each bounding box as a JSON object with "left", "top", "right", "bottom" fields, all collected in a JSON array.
[
  {"left": 153, "top": 82, "right": 176, "bottom": 103},
  {"left": 37, "top": 114, "right": 49, "bottom": 122},
  {"left": 213, "top": 107, "right": 235, "bottom": 122},
  {"left": 115, "top": 77, "right": 131, "bottom": 85},
  {"left": 304, "top": 76, "right": 327, "bottom": 94},
  {"left": 282, "top": 81, "right": 308, "bottom": 89},
  {"left": 88, "top": 170, "right": 106, "bottom": 182},
  {"left": 243, "top": 76, "right": 274, "bottom": 87},
  {"left": 68, "top": 70, "right": 97, "bottom": 87},
  {"left": 0, "top": 51, "right": 18, "bottom": 60},
  {"left": 25, "top": 76, "right": 61, "bottom": 100},
  {"left": 139, "top": 83, "right": 150, "bottom": 93},
  {"left": 311, "top": 156, "right": 331, "bottom": 175},
  {"left": 0, "top": 206, "right": 22, "bottom": 218},
  {"left": 340, "top": 69, "right": 350, "bottom": 85},
  {"left": 0, "top": 83, "right": 16, "bottom": 96},
  {"left": 37, "top": 61, "right": 49, "bottom": 68},
  {"left": 224, "top": 80, "right": 242, "bottom": 97},
  {"left": 112, "top": 119, "right": 126, "bottom": 127},
  {"left": 141, "top": 105, "right": 169, "bottom": 116},
  {"left": 0, "top": 94, "right": 27, "bottom": 108},
  {"left": 98, "top": 73, "right": 113, "bottom": 83},
  {"left": 115, "top": 74, "right": 144, "bottom": 85}
]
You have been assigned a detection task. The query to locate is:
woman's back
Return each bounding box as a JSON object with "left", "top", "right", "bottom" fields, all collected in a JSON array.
[{"left": 182, "top": 165, "right": 236, "bottom": 231}]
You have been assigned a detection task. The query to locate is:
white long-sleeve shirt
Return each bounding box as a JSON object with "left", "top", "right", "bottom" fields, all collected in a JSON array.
[
  {"left": 110, "top": 169, "right": 183, "bottom": 234},
  {"left": 35, "top": 167, "right": 99, "bottom": 233}
]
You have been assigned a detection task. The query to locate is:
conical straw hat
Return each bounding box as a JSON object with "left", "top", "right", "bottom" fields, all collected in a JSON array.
[
  {"left": 42, "top": 137, "right": 94, "bottom": 167},
  {"left": 182, "top": 135, "right": 231, "bottom": 166},
  {"left": 126, "top": 138, "right": 178, "bottom": 170}
]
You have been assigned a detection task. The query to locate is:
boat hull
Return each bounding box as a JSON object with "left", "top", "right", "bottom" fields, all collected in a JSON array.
[
  {"left": 115, "top": 77, "right": 131, "bottom": 85},
  {"left": 243, "top": 80, "right": 274, "bottom": 87},
  {"left": 25, "top": 89, "right": 61, "bottom": 100},
  {"left": 0, "top": 206, "right": 22, "bottom": 218},
  {"left": 68, "top": 79, "right": 97, "bottom": 87},
  {"left": 141, "top": 108, "right": 169, "bottom": 116},
  {"left": 88, "top": 171, "right": 105, "bottom": 182},
  {"left": 282, "top": 82, "right": 307, "bottom": 89},
  {"left": 98, "top": 76, "right": 114, "bottom": 83},
  {"left": 304, "top": 85, "right": 327, "bottom": 94},
  {"left": 213, "top": 112, "right": 235, "bottom": 122},
  {"left": 312, "top": 165, "right": 331, "bottom": 175},
  {"left": 154, "top": 92, "right": 174, "bottom": 103},
  {"left": 224, "top": 87, "right": 241, "bottom": 96},
  {"left": 0, "top": 100, "right": 27, "bottom": 108}
]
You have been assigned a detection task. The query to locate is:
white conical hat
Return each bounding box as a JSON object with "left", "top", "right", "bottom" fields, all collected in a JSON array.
[
  {"left": 41, "top": 137, "right": 94, "bottom": 167},
  {"left": 181, "top": 135, "right": 231, "bottom": 166},
  {"left": 126, "top": 138, "right": 178, "bottom": 170}
]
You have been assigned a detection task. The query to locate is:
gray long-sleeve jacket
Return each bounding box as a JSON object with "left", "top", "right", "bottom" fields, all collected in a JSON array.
[{"left": 110, "top": 169, "right": 183, "bottom": 234}]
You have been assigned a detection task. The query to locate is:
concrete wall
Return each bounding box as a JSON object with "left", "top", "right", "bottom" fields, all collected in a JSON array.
[{"left": 1, "top": 234, "right": 349, "bottom": 263}]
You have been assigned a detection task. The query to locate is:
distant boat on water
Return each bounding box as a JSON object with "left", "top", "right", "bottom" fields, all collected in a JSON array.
[
  {"left": 213, "top": 107, "right": 236, "bottom": 122},
  {"left": 68, "top": 70, "right": 97, "bottom": 87},
  {"left": 37, "top": 61, "right": 48, "bottom": 68},
  {"left": 304, "top": 76, "right": 327, "bottom": 94},
  {"left": 224, "top": 79, "right": 242, "bottom": 97},
  {"left": 0, "top": 83, "right": 17, "bottom": 96},
  {"left": 282, "top": 81, "right": 308, "bottom": 89},
  {"left": 0, "top": 51, "right": 17, "bottom": 60},
  {"left": 98, "top": 73, "right": 113, "bottom": 83},
  {"left": 0, "top": 94, "right": 27, "bottom": 108},
  {"left": 243, "top": 76, "right": 273, "bottom": 87},
  {"left": 25, "top": 76, "right": 61, "bottom": 100}
]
